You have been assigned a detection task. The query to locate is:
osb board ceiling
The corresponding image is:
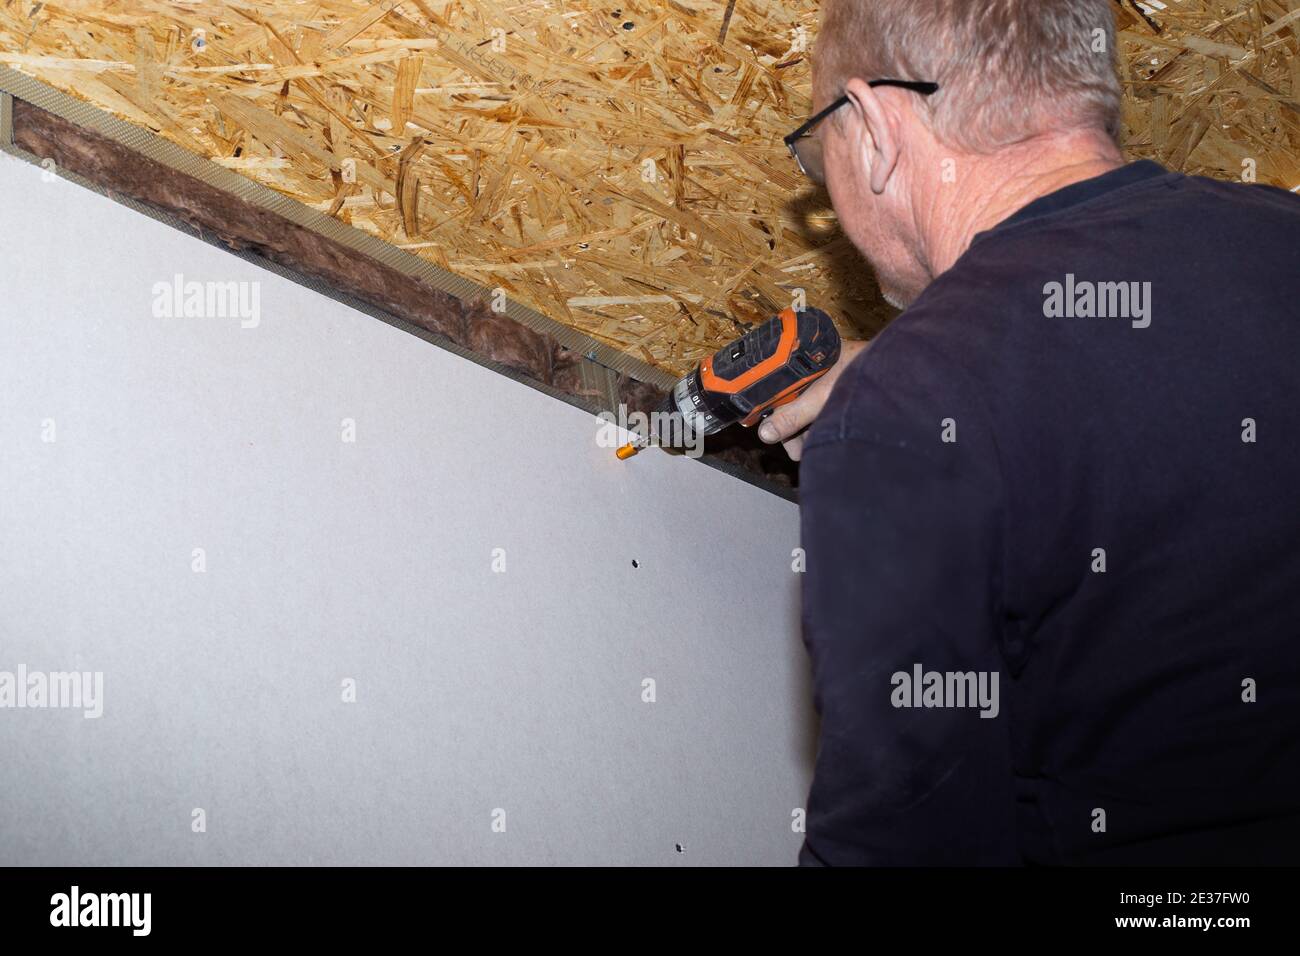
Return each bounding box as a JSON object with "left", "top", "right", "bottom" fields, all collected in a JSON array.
[{"left": 2, "top": 1, "right": 1298, "bottom": 378}]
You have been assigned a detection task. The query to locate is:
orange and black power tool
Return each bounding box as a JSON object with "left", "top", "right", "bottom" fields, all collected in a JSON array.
[{"left": 616, "top": 306, "right": 841, "bottom": 459}]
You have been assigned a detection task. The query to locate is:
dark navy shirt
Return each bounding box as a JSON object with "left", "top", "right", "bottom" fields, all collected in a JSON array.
[{"left": 798, "top": 161, "right": 1300, "bottom": 865}]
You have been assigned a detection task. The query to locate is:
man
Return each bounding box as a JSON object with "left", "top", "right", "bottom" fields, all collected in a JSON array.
[{"left": 761, "top": 0, "right": 1300, "bottom": 864}]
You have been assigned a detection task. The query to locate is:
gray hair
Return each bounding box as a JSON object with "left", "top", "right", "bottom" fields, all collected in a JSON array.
[{"left": 814, "top": 0, "right": 1122, "bottom": 153}]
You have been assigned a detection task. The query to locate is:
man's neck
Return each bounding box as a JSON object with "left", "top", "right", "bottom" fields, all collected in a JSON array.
[{"left": 918, "top": 134, "right": 1124, "bottom": 281}]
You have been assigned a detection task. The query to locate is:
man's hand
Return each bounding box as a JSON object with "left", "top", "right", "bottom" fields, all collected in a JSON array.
[{"left": 757, "top": 339, "right": 869, "bottom": 460}]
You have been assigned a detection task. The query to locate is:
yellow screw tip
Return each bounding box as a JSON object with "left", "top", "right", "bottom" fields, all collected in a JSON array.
[{"left": 616, "top": 443, "right": 641, "bottom": 460}]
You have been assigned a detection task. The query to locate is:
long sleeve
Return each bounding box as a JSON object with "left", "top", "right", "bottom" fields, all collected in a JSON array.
[{"left": 796, "top": 358, "right": 1018, "bottom": 866}]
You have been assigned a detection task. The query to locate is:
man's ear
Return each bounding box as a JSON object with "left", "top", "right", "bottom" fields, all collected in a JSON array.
[{"left": 843, "top": 77, "right": 901, "bottom": 195}]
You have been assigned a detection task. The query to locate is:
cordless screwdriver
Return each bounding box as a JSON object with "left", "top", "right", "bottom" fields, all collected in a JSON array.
[{"left": 616, "top": 306, "right": 841, "bottom": 459}]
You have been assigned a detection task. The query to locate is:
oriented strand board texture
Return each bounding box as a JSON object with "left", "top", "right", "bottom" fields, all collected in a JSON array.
[
  {"left": 1117, "top": 0, "right": 1300, "bottom": 183},
  {"left": 2, "top": 1, "right": 1298, "bottom": 375},
  {"left": 0, "top": 0, "right": 878, "bottom": 377}
]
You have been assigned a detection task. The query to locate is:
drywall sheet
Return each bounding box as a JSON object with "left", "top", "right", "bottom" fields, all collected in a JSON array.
[{"left": 0, "top": 152, "right": 812, "bottom": 865}]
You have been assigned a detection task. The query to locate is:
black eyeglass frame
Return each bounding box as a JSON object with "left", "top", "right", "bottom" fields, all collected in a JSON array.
[{"left": 784, "top": 80, "right": 940, "bottom": 180}]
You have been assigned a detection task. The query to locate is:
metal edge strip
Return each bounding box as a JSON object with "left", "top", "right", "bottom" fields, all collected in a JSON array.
[{"left": 0, "top": 88, "right": 12, "bottom": 148}]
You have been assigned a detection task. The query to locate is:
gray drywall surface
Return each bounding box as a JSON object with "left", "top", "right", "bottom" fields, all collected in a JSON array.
[{"left": 0, "top": 152, "right": 814, "bottom": 865}]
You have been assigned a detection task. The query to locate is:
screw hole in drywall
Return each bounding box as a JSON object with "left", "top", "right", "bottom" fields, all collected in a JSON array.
[
  {"left": 675, "top": 843, "right": 684, "bottom": 853},
  {"left": 632, "top": 559, "right": 640, "bottom": 569}
]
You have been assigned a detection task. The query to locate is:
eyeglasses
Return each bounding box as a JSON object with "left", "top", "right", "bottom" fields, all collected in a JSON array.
[{"left": 784, "top": 80, "right": 940, "bottom": 185}]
